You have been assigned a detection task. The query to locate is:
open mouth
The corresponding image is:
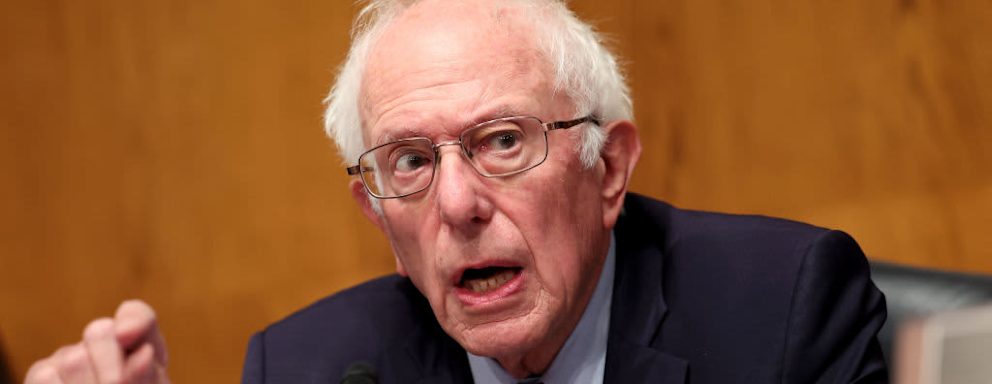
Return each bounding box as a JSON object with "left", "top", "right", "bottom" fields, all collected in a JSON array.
[{"left": 458, "top": 266, "right": 522, "bottom": 294}]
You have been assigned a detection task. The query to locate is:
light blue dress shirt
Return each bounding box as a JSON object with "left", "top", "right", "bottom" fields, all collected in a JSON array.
[{"left": 468, "top": 233, "right": 616, "bottom": 384}]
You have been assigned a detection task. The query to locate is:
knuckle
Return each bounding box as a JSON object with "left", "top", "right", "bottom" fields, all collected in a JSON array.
[
  {"left": 83, "top": 317, "right": 115, "bottom": 340},
  {"left": 99, "top": 364, "right": 125, "bottom": 384},
  {"left": 57, "top": 344, "right": 90, "bottom": 368}
]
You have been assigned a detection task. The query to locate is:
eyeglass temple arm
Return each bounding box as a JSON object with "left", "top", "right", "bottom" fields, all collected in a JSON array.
[
  {"left": 345, "top": 165, "right": 375, "bottom": 175},
  {"left": 546, "top": 115, "right": 600, "bottom": 131}
]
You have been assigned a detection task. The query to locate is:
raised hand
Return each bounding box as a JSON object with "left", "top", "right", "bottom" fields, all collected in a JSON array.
[{"left": 25, "top": 300, "right": 170, "bottom": 384}]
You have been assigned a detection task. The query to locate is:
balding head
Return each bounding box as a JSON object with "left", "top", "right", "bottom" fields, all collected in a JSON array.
[{"left": 326, "top": 0, "right": 631, "bottom": 168}]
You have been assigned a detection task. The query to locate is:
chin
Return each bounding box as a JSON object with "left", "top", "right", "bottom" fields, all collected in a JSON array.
[{"left": 448, "top": 316, "right": 549, "bottom": 359}]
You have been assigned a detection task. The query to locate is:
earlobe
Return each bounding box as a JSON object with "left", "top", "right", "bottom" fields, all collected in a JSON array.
[
  {"left": 394, "top": 256, "right": 408, "bottom": 276},
  {"left": 350, "top": 179, "right": 384, "bottom": 230},
  {"left": 599, "top": 120, "right": 642, "bottom": 229},
  {"left": 349, "top": 179, "right": 410, "bottom": 276}
]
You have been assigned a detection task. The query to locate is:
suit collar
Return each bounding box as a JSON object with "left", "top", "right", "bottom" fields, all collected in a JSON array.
[{"left": 604, "top": 195, "right": 688, "bottom": 383}]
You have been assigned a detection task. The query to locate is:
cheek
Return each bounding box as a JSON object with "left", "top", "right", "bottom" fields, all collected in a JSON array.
[
  {"left": 507, "top": 183, "right": 601, "bottom": 286},
  {"left": 525, "top": 172, "right": 606, "bottom": 294},
  {"left": 534, "top": 252, "right": 576, "bottom": 292},
  {"left": 381, "top": 208, "right": 436, "bottom": 278},
  {"left": 381, "top": 203, "right": 461, "bottom": 302}
]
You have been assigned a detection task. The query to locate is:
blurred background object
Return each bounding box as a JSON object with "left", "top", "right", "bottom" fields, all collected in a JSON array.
[
  {"left": 1, "top": 0, "right": 989, "bottom": 381},
  {"left": 894, "top": 304, "right": 992, "bottom": 384},
  {"left": 871, "top": 262, "right": 992, "bottom": 368},
  {"left": 0, "top": 334, "right": 12, "bottom": 384}
]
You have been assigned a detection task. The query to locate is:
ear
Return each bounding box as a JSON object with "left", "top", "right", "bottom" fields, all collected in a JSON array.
[
  {"left": 350, "top": 178, "right": 383, "bottom": 229},
  {"left": 598, "top": 120, "right": 641, "bottom": 230},
  {"left": 349, "top": 179, "right": 409, "bottom": 276}
]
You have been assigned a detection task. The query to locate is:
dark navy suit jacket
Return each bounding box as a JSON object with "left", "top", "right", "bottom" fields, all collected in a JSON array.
[{"left": 242, "top": 194, "right": 888, "bottom": 383}]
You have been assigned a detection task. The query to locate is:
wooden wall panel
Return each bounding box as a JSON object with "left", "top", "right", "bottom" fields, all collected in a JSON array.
[
  {"left": 602, "top": 0, "right": 991, "bottom": 272},
  {"left": 0, "top": 1, "right": 393, "bottom": 382},
  {"left": 1, "top": 0, "right": 988, "bottom": 381}
]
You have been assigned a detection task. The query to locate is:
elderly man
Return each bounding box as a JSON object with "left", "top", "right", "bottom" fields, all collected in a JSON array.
[{"left": 26, "top": 0, "right": 888, "bottom": 383}]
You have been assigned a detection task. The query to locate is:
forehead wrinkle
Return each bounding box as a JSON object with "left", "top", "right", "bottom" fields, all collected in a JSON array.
[
  {"left": 365, "top": 79, "right": 481, "bottom": 144},
  {"left": 359, "top": 0, "right": 554, "bottom": 150},
  {"left": 366, "top": 44, "right": 537, "bottom": 112},
  {"left": 364, "top": 51, "right": 545, "bottom": 139},
  {"left": 374, "top": 101, "right": 530, "bottom": 148},
  {"left": 362, "top": 61, "right": 467, "bottom": 123}
]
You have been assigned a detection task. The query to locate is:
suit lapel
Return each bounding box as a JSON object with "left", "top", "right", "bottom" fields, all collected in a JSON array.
[
  {"left": 382, "top": 324, "right": 474, "bottom": 383},
  {"left": 604, "top": 199, "right": 688, "bottom": 383},
  {"left": 383, "top": 282, "right": 474, "bottom": 383}
]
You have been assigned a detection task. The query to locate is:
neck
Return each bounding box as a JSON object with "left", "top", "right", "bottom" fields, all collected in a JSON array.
[{"left": 496, "top": 347, "right": 558, "bottom": 379}]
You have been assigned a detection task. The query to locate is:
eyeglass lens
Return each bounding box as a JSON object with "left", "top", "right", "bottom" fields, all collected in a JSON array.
[{"left": 357, "top": 116, "right": 549, "bottom": 198}]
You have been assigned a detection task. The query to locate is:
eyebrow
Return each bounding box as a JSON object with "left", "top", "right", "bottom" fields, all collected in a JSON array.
[
  {"left": 470, "top": 105, "right": 525, "bottom": 125},
  {"left": 373, "top": 105, "right": 529, "bottom": 146},
  {"left": 376, "top": 128, "right": 420, "bottom": 147}
]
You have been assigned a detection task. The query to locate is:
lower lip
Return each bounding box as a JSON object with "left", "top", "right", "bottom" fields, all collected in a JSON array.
[{"left": 453, "top": 269, "right": 525, "bottom": 307}]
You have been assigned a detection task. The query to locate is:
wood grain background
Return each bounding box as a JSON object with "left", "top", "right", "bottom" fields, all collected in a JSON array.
[{"left": 1, "top": 0, "right": 989, "bottom": 381}]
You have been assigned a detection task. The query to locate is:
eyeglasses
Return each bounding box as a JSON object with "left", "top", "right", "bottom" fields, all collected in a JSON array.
[{"left": 346, "top": 115, "right": 599, "bottom": 199}]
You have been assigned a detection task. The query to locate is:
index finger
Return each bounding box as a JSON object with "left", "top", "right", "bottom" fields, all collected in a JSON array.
[{"left": 113, "top": 299, "right": 168, "bottom": 366}]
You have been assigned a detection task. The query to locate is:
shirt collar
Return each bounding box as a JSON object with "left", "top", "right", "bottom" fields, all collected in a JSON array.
[{"left": 467, "top": 232, "right": 616, "bottom": 384}]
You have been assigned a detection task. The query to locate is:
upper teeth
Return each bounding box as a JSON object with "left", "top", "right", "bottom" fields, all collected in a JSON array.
[{"left": 466, "top": 269, "right": 515, "bottom": 293}]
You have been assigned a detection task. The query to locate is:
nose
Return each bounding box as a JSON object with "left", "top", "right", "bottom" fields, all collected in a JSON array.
[{"left": 432, "top": 144, "right": 493, "bottom": 226}]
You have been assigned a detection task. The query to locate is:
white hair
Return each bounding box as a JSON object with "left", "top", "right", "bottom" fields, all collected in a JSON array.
[{"left": 324, "top": 0, "right": 632, "bottom": 172}]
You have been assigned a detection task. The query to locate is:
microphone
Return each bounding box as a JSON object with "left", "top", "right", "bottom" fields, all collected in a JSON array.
[{"left": 340, "top": 362, "right": 379, "bottom": 384}]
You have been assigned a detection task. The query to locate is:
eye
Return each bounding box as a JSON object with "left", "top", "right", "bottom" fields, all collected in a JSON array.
[
  {"left": 393, "top": 151, "right": 431, "bottom": 173},
  {"left": 492, "top": 132, "right": 519, "bottom": 150},
  {"left": 478, "top": 129, "right": 523, "bottom": 153}
]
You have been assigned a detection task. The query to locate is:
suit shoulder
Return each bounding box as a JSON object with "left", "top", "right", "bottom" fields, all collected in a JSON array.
[
  {"left": 623, "top": 193, "right": 831, "bottom": 254},
  {"left": 264, "top": 274, "right": 425, "bottom": 341},
  {"left": 246, "top": 274, "right": 431, "bottom": 381},
  {"left": 624, "top": 195, "right": 886, "bottom": 382},
  {"left": 619, "top": 193, "right": 868, "bottom": 288}
]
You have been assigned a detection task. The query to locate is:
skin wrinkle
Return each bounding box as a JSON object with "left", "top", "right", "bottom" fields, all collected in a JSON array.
[
  {"left": 372, "top": 103, "right": 542, "bottom": 158},
  {"left": 362, "top": 50, "right": 541, "bottom": 146},
  {"left": 359, "top": 3, "right": 543, "bottom": 148},
  {"left": 354, "top": 0, "right": 625, "bottom": 378}
]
